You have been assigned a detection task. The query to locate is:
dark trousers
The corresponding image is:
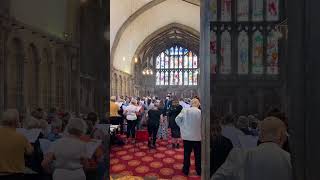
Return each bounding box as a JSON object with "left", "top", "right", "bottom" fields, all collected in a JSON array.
[
  {"left": 148, "top": 124, "right": 160, "bottom": 145},
  {"left": 183, "top": 140, "right": 201, "bottom": 175},
  {"left": 110, "top": 116, "right": 124, "bottom": 133},
  {"left": 127, "top": 120, "right": 137, "bottom": 138}
]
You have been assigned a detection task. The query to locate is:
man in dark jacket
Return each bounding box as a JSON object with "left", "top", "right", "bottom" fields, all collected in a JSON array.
[{"left": 147, "top": 105, "right": 162, "bottom": 148}]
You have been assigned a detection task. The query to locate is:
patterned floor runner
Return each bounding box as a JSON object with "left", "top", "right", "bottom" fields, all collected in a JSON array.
[{"left": 110, "top": 135, "right": 201, "bottom": 180}]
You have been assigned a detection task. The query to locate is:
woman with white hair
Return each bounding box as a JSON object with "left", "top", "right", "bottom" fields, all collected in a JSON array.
[
  {"left": 0, "top": 109, "right": 33, "bottom": 179},
  {"left": 41, "top": 118, "right": 88, "bottom": 180},
  {"left": 124, "top": 98, "right": 141, "bottom": 143}
]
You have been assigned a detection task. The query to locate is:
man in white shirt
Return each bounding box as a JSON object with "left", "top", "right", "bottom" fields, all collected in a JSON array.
[
  {"left": 175, "top": 98, "right": 201, "bottom": 176},
  {"left": 212, "top": 116, "right": 292, "bottom": 180}
]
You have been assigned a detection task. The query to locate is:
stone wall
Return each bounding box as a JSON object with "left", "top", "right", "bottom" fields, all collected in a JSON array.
[
  {"left": 0, "top": 15, "right": 80, "bottom": 113},
  {"left": 111, "top": 68, "right": 134, "bottom": 97}
]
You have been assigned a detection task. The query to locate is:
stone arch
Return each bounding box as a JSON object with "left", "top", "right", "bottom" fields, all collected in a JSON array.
[
  {"left": 111, "top": 0, "right": 199, "bottom": 64},
  {"left": 112, "top": 73, "right": 117, "bottom": 96},
  {"left": 132, "top": 23, "right": 200, "bottom": 73},
  {"left": 39, "top": 48, "right": 51, "bottom": 110},
  {"left": 26, "top": 43, "right": 41, "bottom": 110},
  {"left": 118, "top": 75, "right": 123, "bottom": 96},
  {"left": 55, "top": 49, "right": 66, "bottom": 110},
  {"left": 111, "top": 0, "right": 200, "bottom": 74},
  {"left": 6, "top": 38, "right": 25, "bottom": 111}
]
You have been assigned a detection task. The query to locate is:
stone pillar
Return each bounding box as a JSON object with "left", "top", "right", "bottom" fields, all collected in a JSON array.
[
  {"left": 288, "top": 0, "right": 320, "bottom": 179},
  {"left": 0, "top": 23, "right": 5, "bottom": 112}
]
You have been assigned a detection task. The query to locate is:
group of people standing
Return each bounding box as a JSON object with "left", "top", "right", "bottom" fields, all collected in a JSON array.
[{"left": 110, "top": 94, "right": 202, "bottom": 176}]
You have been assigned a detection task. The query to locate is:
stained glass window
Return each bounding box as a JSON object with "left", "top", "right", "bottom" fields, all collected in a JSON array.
[
  {"left": 179, "top": 47, "right": 183, "bottom": 55},
  {"left": 160, "top": 54, "right": 165, "bottom": 69},
  {"left": 165, "top": 71, "right": 169, "bottom": 85},
  {"left": 210, "top": 31, "right": 217, "bottom": 74},
  {"left": 252, "top": 0, "right": 264, "bottom": 21},
  {"left": 252, "top": 31, "right": 264, "bottom": 74},
  {"left": 179, "top": 56, "right": 183, "bottom": 68},
  {"left": 156, "top": 56, "right": 160, "bottom": 69},
  {"left": 156, "top": 72, "right": 160, "bottom": 85},
  {"left": 170, "top": 47, "right": 174, "bottom": 55},
  {"left": 179, "top": 71, "right": 183, "bottom": 85},
  {"left": 193, "top": 70, "right": 198, "bottom": 85},
  {"left": 184, "top": 71, "right": 189, "bottom": 85},
  {"left": 237, "top": 0, "right": 249, "bottom": 21},
  {"left": 189, "top": 71, "right": 193, "bottom": 85},
  {"left": 267, "top": 30, "right": 279, "bottom": 74},
  {"left": 175, "top": 56, "right": 179, "bottom": 68},
  {"left": 189, "top": 52, "right": 193, "bottom": 68},
  {"left": 221, "top": 0, "right": 232, "bottom": 21},
  {"left": 209, "top": 0, "right": 283, "bottom": 77},
  {"left": 184, "top": 55, "right": 188, "bottom": 68},
  {"left": 155, "top": 46, "right": 199, "bottom": 86},
  {"left": 238, "top": 31, "right": 249, "bottom": 74},
  {"left": 170, "top": 56, "right": 174, "bottom": 68},
  {"left": 193, "top": 55, "right": 198, "bottom": 68},
  {"left": 267, "top": 0, "right": 279, "bottom": 21},
  {"left": 175, "top": 71, "right": 179, "bottom": 85},
  {"left": 170, "top": 71, "right": 174, "bottom": 85},
  {"left": 220, "top": 31, "right": 232, "bottom": 74},
  {"left": 209, "top": 0, "right": 217, "bottom": 21},
  {"left": 160, "top": 72, "right": 164, "bottom": 85},
  {"left": 165, "top": 56, "right": 169, "bottom": 69}
]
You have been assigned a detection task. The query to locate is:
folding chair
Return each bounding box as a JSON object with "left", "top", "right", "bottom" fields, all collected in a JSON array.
[{"left": 134, "top": 129, "right": 149, "bottom": 152}]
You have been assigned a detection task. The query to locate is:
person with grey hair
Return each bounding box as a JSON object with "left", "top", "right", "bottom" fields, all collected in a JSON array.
[
  {"left": 42, "top": 118, "right": 88, "bottom": 180},
  {"left": 236, "top": 116, "right": 252, "bottom": 136},
  {"left": 212, "top": 116, "right": 292, "bottom": 180},
  {"left": 175, "top": 98, "right": 202, "bottom": 176},
  {"left": 0, "top": 109, "right": 33, "bottom": 179}
]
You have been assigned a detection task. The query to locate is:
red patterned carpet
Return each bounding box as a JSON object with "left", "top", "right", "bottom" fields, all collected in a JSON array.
[{"left": 110, "top": 135, "right": 201, "bottom": 180}]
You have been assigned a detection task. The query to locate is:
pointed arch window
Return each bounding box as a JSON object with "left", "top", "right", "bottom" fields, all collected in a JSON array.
[{"left": 155, "top": 46, "right": 199, "bottom": 86}]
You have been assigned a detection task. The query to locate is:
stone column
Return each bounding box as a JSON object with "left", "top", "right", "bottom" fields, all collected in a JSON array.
[
  {"left": 288, "top": 0, "right": 320, "bottom": 179},
  {"left": 0, "top": 23, "right": 5, "bottom": 112}
]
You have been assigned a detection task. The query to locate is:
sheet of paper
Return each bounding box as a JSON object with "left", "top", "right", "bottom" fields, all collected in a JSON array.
[
  {"left": 86, "top": 139, "right": 102, "bottom": 158},
  {"left": 239, "top": 135, "right": 258, "bottom": 148},
  {"left": 16, "top": 128, "right": 41, "bottom": 143},
  {"left": 39, "top": 138, "right": 52, "bottom": 154}
]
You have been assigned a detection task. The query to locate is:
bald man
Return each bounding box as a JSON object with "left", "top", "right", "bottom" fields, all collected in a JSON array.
[{"left": 212, "top": 116, "right": 292, "bottom": 180}]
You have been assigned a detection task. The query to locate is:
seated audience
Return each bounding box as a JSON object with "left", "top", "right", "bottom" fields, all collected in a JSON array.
[
  {"left": 210, "top": 122, "right": 233, "bottom": 177},
  {"left": 236, "top": 116, "right": 253, "bottom": 136},
  {"left": 212, "top": 116, "right": 292, "bottom": 180},
  {"left": 42, "top": 118, "right": 88, "bottom": 180},
  {"left": 47, "top": 118, "right": 63, "bottom": 142},
  {"left": 221, "top": 114, "right": 244, "bottom": 148},
  {"left": 0, "top": 109, "right": 34, "bottom": 180}
]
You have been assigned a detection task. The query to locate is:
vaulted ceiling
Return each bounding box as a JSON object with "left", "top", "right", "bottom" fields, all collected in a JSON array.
[{"left": 111, "top": 0, "right": 200, "bottom": 74}]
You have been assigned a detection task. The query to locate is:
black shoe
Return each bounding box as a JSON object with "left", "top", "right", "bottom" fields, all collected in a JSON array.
[{"left": 176, "top": 143, "right": 180, "bottom": 149}]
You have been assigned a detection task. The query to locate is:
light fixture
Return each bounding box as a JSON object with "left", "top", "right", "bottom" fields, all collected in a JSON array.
[
  {"left": 142, "top": 57, "right": 153, "bottom": 76},
  {"left": 134, "top": 57, "right": 138, "bottom": 63},
  {"left": 122, "top": 57, "right": 126, "bottom": 61}
]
